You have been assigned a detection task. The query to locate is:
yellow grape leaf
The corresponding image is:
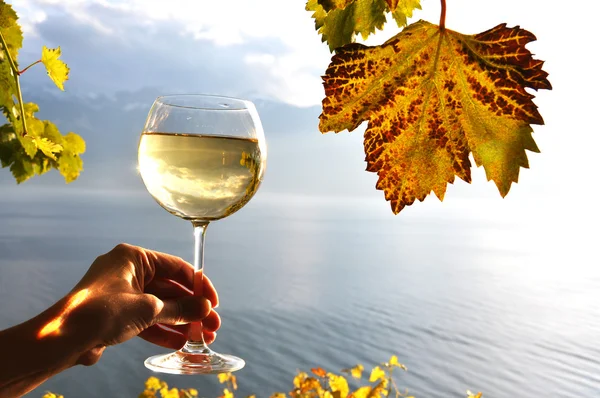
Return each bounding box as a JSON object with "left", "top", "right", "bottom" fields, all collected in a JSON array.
[
  {"left": 34, "top": 137, "right": 62, "bottom": 160},
  {"left": 42, "top": 394, "right": 64, "bottom": 398},
  {"left": 370, "top": 379, "right": 389, "bottom": 397},
  {"left": 41, "top": 46, "right": 69, "bottom": 91},
  {"left": 350, "top": 386, "right": 372, "bottom": 398},
  {"left": 145, "top": 377, "right": 166, "bottom": 392},
  {"left": 312, "top": 367, "right": 328, "bottom": 378},
  {"left": 293, "top": 371, "right": 309, "bottom": 388},
  {"left": 319, "top": 21, "right": 551, "bottom": 214},
  {"left": 63, "top": 131, "right": 86, "bottom": 154},
  {"left": 388, "top": 355, "right": 407, "bottom": 370},
  {"left": 298, "top": 377, "right": 324, "bottom": 394},
  {"left": 159, "top": 387, "right": 179, "bottom": 398},
  {"left": 138, "top": 391, "right": 155, "bottom": 398},
  {"left": 222, "top": 388, "right": 234, "bottom": 398},
  {"left": 328, "top": 373, "right": 350, "bottom": 398},
  {"left": 340, "top": 364, "right": 364, "bottom": 378},
  {"left": 270, "top": 393, "right": 287, "bottom": 398},
  {"left": 368, "top": 366, "right": 386, "bottom": 383},
  {"left": 467, "top": 392, "right": 483, "bottom": 398},
  {"left": 218, "top": 373, "right": 231, "bottom": 383}
]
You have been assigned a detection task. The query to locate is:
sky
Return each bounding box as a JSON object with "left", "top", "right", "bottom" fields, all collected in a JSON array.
[{"left": 2, "top": 0, "right": 600, "bottom": 223}]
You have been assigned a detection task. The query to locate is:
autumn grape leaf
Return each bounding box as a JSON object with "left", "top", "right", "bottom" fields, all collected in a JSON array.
[
  {"left": 319, "top": 20, "right": 551, "bottom": 214},
  {"left": 306, "top": 0, "right": 420, "bottom": 52},
  {"left": 318, "top": 0, "right": 353, "bottom": 11},
  {"left": 41, "top": 46, "right": 69, "bottom": 91},
  {"left": 327, "top": 373, "right": 349, "bottom": 398},
  {"left": 311, "top": 367, "right": 327, "bottom": 378}
]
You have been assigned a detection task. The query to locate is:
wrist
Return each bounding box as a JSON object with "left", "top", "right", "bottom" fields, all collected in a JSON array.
[{"left": 0, "top": 290, "right": 98, "bottom": 396}]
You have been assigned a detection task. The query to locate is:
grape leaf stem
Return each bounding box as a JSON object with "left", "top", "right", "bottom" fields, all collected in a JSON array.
[
  {"left": 440, "top": 0, "right": 446, "bottom": 30},
  {"left": 0, "top": 29, "right": 29, "bottom": 137},
  {"left": 18, "top": 60, "right": 41, "bottom": 75}
]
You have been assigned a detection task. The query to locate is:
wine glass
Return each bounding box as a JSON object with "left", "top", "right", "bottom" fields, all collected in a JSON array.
[{"left": 137, "top": 94, "right": 267, "bottom": 374}]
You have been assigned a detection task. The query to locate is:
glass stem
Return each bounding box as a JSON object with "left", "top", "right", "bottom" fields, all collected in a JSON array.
[{"left": 187, "top": 221, "right": 209, "bottom": 347}]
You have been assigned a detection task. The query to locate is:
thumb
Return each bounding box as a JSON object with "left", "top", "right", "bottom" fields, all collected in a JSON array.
[{"left": 152, "top": 294, "right": 212, "bottom": 326}]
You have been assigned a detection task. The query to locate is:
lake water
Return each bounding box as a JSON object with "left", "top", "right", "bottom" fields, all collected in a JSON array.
[{"left": 0, "top": 186, "right": 598, "bottom": 398}]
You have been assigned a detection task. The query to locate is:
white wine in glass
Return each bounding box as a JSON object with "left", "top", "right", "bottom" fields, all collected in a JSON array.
[{"left": 138, "top": 94, "right": 267, "bottom": 374}]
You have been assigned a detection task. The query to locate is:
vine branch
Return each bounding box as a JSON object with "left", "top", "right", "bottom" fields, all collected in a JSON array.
[
  {"left": 0, "top": 29, "right": 29, "bottom": 136},
  {"left": 19, "top": 60, "right": 41, "bottom": 75},
  {"left": 440, "top": 0, "right": 446, "bottom": 30}
]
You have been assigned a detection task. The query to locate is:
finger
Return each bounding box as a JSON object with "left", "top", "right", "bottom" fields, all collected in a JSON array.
[
  {"left": 202, "top": 309, "right": 221, "bottom": 332},
  {"left": 139, "top": 324, "right": 187, "bottom": 349},
  {"left": 144, "top": 249, "right": 195, "bottom": 290},
  {"left": 146, "top": 278, "right": 192, "bottom": 299},
  {"left": 203, "top": 331, "right": 217, "bottom": 345},
  {"left": 154, "top": 295, "right": 211, "bottom": 325},
  {"left": 193, "top": 271, "right": 219, "bottom": 308},
  {"left": 157, "top": 323, "right": 190, "bottom": 335},
  {"left": 147, "top": 275, "right": 218, "bottom": 308}
]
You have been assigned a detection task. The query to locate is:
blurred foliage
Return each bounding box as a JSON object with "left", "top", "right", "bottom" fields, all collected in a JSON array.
[{"left": 44, "top": 356, "right": 482, "bottom": 398}]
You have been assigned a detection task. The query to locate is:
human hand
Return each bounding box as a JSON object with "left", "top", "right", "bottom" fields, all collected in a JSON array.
[{"left": 64, "top": 243, "right": 221, "bottom": 366}]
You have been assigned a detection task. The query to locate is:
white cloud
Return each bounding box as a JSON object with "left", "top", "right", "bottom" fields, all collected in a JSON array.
[{"left": 11, "top": 0, "right": 333, "bottom": 107}]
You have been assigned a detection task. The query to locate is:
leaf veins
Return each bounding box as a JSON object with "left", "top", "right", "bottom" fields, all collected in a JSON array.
[{"left": 319, "top": 20, "right": 551, "bottom": 214}]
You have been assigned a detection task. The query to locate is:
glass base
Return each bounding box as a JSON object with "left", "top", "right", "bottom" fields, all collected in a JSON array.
[{"left": 144, "top": 341, "right": 245, "bottom": 375}]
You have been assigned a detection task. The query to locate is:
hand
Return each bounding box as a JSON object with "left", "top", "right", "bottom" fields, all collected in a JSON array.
[
  {"left": 0, "top": 243, "right": 222, "bottom": 397},
  {"left": 66, "top": 243, "right": 221, "bottom": 365}
]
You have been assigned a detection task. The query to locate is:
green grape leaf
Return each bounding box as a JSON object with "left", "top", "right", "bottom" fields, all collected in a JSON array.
[
  {"left": 1, "top": 108, "right": 84, "bottom": 183},
  {"left": 0, "top": 2, "right": 84, "bottom": 183},
  {"left": 62, "top": 131, "right": 86, "bottom": 154},
  {"left": 0, "top": 0, "right": 23, "bottom": 60},
  {"left": 9, "top": 153, "right": 34, "bottom": 183},
  {"left": 57, "top": 145, "right": 83, "bottom": 183},
  {"left": 56, "top": 128, "right": 85, "bottom": 183},
  {"left": 307, "top": 0, "right": 420, "bottom": 52},
  {"left": 307, "top": 0, "right": 327, "bottom": 30},
  {"left": 390, "top": 0, "right": 421, "bottom": 27},
  {"left": 0, "top": 1, "right": 23, "bottom": 135},
  {"left": 20, "top": 135, "right": 37, "bottom": 158},
  {"left": 41, "top": 46, "right": 69, "bottom": 91},
  {"left": 319, "top": 21, "right": 551, "bottom": 214},
  {"left": 307, "top": 0, "right": 387, "bottom": 52}
]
